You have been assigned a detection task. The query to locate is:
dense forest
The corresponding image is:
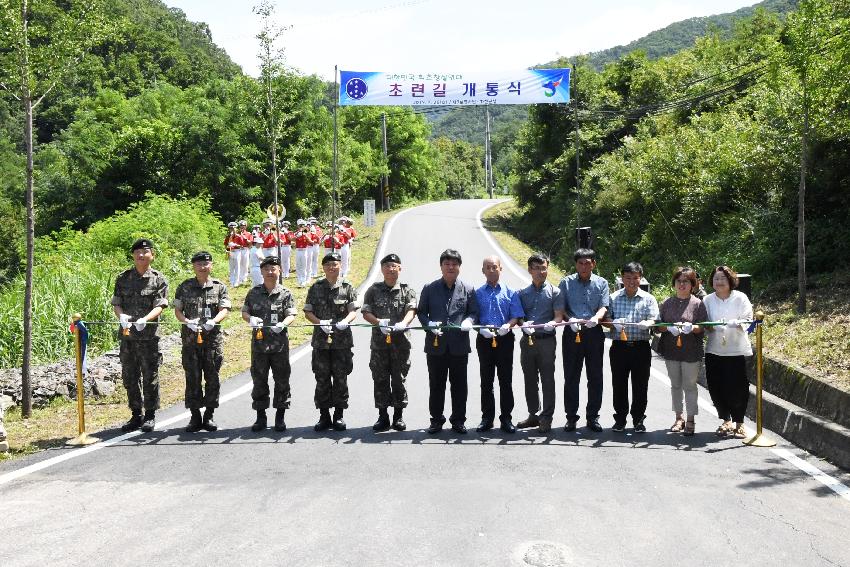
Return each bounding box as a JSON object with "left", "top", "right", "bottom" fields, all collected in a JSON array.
[{"left": 510, "top": 0, "right": 850, "bottom": 288}]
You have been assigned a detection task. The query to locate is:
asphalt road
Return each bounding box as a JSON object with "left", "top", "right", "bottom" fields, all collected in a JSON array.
[{"left": 1, "top": 199, "right": 849, "bottom": 567}]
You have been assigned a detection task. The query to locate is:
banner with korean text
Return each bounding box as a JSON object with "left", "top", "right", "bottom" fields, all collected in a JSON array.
[{"left": 338, "top": 69, "right": 571, "bottom": 106}]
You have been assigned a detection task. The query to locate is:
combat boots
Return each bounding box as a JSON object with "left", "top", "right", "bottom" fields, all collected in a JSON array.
[
  {"left": 140, "top": 411, "right": 156, "bottom": 432},
  {"left": 392, "top": 408, "right": 406, "bottom": 431},
  {"left": 185, "top": 409, "right": 203, "bottom": 433},
  {"left": 202, "top": 408, "right": 217, "bottom": 431},
  {"left": 314, "top": 408, "right": 332, "bottom": 431},
  {"left": 332, "top": 408, "right": 346, "bottom": 431},
  {"left": 251, "top": 409, "right": 267, "bottom": 432},
  {"left": 121, "top": 411, "right": 144, "bottom": 432},
  {"left": 274, "top": 408, "right": 287, "bottom": 432},
  {"left": 373, "top": 408, "right": 391, "bottom": 432}
]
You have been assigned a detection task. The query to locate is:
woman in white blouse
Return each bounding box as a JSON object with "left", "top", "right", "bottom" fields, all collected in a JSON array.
[{"left": 702, "top": 266, "right": 753, "bottom": 438}]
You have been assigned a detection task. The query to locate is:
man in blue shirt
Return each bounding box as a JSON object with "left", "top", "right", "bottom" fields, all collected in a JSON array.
[
  {"left": 474, "top": 256, "right": 525, "bottom": 433},
  {"left": 558, "top": 248, "right": 610, "bottom": 432},
  {"left": 517, "top": 253, "right": 564, "bottom": 434},
  {"left": 417, "top": 249, "right": 479, "bottom": 434}
]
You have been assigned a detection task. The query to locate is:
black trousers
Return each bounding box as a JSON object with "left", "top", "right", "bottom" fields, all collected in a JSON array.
[
  {"left": 475, "top": 334, "right": 514, "bottom": 422},
  {"left": 562, "top": 326, "right": 605, "bottom": 421},
  {"left": 426, "top": 353, "right": 468, "bottom": 426},
  {"left": 609, "top": 341, "right": 651, "bottom": 424},
  {"left": 705, "top": 353, "right": 750, "bottom": 422}
]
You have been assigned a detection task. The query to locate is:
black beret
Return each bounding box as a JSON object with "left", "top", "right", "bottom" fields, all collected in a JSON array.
[
  {"left": 131, "top": 238, "right": 154, "bottom": 252},
  {"left": 260, "top": 255, "right": 281, "bottom": 268},
  {"left": 191, "top": 251, "right": 213, "bottom": 263},
  {"left": 380, "top": 253, "right": 401, "bottom": 265},
  {"left": 322, "top": 252, "right": 342, "bottom": 264}
]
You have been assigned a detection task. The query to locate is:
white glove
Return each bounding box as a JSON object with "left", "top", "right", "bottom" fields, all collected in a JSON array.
[
  {"left": 637, "top": 320, "right": 652, "bottom": 330},
  {"left": 392, "top": 321, "right": 408, "bottom": 332},
  {"left": 497, "top": 323, "right": 512, "bottom": 336},
  {"left": 521, "top": 321, "right": 535, "bottom": 335},
  {"left": 202, "top": 320, "right": 216, "bottom": 331},
  {"left": 186, "top": 318, "right": 200, "bottom": 332},
  {"left": 133, "top": 319, "right": 147, "bottom": 331},
  {"left": 249, "top": 316, "right": 263, "bottom": 329},
  {"left": 377, "top": 319, "right": 391, "bottom": 335},
  {"left": 668, "top": 324, "right": 681, "bottom": 337},
  {"left": 726, "top": 319, "right": 740, "bottom": 329},
  {"left": 479, "top": 327, "right": 495, "bottom": 339},
  {"left": 612, "top": 318, "right": 625, "bottom": 334},
  {"left": 335, "top": 321, "right": 349, "bottom": 331},
  {"left": 543, "top": 321, "right": 555, "bottom": 333},
  {"left": 319, "top": 319, "right": 333, "bottom": 333},
  {"left": 428, "top": 321, "right": 443, "bottom": 336},
  {"left": 271, "top": 321, "right": 287, "bottom": 334},
  {"left": 584, "top": 318, "right": 598, "bottom": 329},
  {"left": 568, "top": 318, "right": 581, "bottom": 333},
  {"left": 119, "top": 314, "right": 132, "bottom": 330},
  {"left": 460, "top": 318, "right": 474, "bottom": 332},
  {"left": 681, "top": 322, "right": 694, "bottom": 335}
]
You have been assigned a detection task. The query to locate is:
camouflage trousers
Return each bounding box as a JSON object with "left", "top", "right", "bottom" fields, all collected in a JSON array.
[
  {"left": 251, "top": 350, "right": 292, "bottom": 410},
  {"left": 369, "top": 346, "right": 410, "bottom": 409},
  {"left": 120, "top": 339, "right": 161, "bottom": 413},
  {"left": 182, "top": 342, "right": 223, "bottom": 409},
  {"left": 312, "top": 349, "right": 353, "bottom": 409}
]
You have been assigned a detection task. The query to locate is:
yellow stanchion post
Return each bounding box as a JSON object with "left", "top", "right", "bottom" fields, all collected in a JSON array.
[
  {"left": 744, "top": 311, "right": 775, "bottom": 447},
  {"left": 66, "top": 314, "right": 100, "bottom": 446}
]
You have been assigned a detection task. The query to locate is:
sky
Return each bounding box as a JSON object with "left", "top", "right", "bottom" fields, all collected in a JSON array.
[{"left": 165, "top": 0, "right": 761, "bottom": 79}]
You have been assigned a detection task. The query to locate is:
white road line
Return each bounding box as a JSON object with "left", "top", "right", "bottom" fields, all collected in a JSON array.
[
  {"left": 0, "top": 204, "right": 421, "bottom": 487},
  {"left": 475, "top": 199, "right": 529, "bottom": 283}
]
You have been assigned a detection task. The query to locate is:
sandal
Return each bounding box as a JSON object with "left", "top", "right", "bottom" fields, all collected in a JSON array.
[
  {"left": 683, "top": 420, "right": 695, "bottom": 437},
  {"left": 732, "top": 424, "right": 746, "bottom": 439},
  {"left": 670, "top": 418, "right": 685, "bottom": 433},
  {"left": 715, "top": 421, "right": 732, "bottom": 436}
]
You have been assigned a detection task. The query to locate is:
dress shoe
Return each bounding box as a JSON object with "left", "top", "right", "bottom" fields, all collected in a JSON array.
[
  {"left": 201, "top": 409, "right": 217, "bottom": 432},
  {"left": 392, "top": 409, "right": 406, "bottom": 431},
  {"left": 500, "top": 419, "right": 517, "bottom": 434},
  {"left": 332, "top": 408, "right": 346, "bottom": 431},
  {"left": 121, "top": 413, "right": 143, "bottom": 432},
  {"left": 427, "top": 422, "right": 443, "bottom": 434},
  {"left": 274, "top": 409, "right": 287, "bottom": 432},
  {"left": 450, "top": 423, "right": 468, "bottom": 434},
  {"left": 563, "top": 419, "right": 578, "bottom": 432},
  {"left": 140, "top": 412, "right": 156, "bottom": 433},
  {"left": 538, "top": 418, "right": 552, "bottom": 434},
  {"left": 517, "top": 415, "right": 540, "bottom": 429},
  {"left": 373, "top": 409, "right": 391, "bottom": 432},
  {"left": 587, "top": 418, "right": 603, "bottom": 432},
  {"left": 476, "top": 420, "right": 493, "bottom": 432},
  {"left": 185, "top": 409, "right": 203, "bottom": 433},
  {"left": 633, "top": 419, "right": 646, "bottom": 433},
  {"left": 611, "top": 421, "right": 626, "bottom": 432},
  {"left": 314, "top": 409, "right": 332, "bottom": 432},
  {"left": 251, "top": 410, "right": 267, "bottom": 432}
]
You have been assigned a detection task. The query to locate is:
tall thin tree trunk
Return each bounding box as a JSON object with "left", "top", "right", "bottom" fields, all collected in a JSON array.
[
  {"left": 21, "top": 0, "right": 34, "bottom": 418},
  {"left": 797, "top": 74, "right": 808, "bottom": 314}
]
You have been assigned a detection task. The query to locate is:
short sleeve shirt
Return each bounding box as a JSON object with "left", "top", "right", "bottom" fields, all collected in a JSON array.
[
  {"left": 111, "top": 267, "right": 169, "bottom": 340},
  {"left": 304, "top": 278, "right": 360, "bottom": 350},
  {"left": 558, "top": 273, "right": 610, "bottom": 320},
  {"left": 362, "top": 281, "right": 417, "bottom": 350},
  {"left": 607, "top": 288, "right": 660, "bottom": 342},
  {"left": 173, "top": 277, "right": 232, "bottom": 346},
  {"left": 518, "top": 282, "right": 561, "bottom": 337},
  {"left": 657, "top": 295, "right": 708, "bottom": 362},
  {"left": 242, "top": 283, "right": 297, "bottom": 353},
  {"left": 475, "top": 282, "right": 524, "bottom": 327}
]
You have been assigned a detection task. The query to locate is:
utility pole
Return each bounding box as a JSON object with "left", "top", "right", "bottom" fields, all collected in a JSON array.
[
  {"left": 381, "top": 112, "right": 389, "bottom": 210},
  {"left": 333, "top": 65, "right": 339, "bottom": 221},
  {"left": 485, "top": 107, "right": 493, "bottom": 198}
]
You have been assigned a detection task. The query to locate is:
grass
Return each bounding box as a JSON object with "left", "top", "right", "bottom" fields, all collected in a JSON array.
[
  {"left": 0, "top": 207, "right": 398, "bottom": 460},
  {"left": 483, "top": 199, "right": 850, "bottom": 395}
]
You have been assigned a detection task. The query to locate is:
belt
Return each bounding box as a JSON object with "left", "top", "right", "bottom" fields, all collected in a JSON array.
[
  {"left": 613, "top": 340, "right": 649, "bottom": 347},
  {"left": 524, "top": 333, "right": 554, "bottom": 340}
]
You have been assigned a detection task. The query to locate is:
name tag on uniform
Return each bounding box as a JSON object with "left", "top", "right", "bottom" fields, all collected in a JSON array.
[
  {"left": 204, "top": 308, "right": 212, "bottom": 319},
  {"left": 270, "top": 314, "right": 278, "bottom": 324}
]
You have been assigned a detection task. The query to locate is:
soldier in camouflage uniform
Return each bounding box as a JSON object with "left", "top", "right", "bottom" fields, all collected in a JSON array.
[
  {"left": 361, "top": 253, "right": 417, "bottom": 432},
  {"left": 173, "top": 251, "right": 231, "bottom": 433},
  {"left": 111, "top": 238, "right": 169, "bottom": 433},
  {"left": 304, "top": 252, "right": 359, "bottom": 432},
  {"left": 242, "top": 255, "right": 297, "bottom": 432}
]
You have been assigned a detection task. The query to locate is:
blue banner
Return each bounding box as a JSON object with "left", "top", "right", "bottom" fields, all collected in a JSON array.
[
  {"left": 339, "top": 68, "right": 571, "bottom": 106},
  {"left": 75, "top": 320, "right": 89, "bottom": 376}
]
